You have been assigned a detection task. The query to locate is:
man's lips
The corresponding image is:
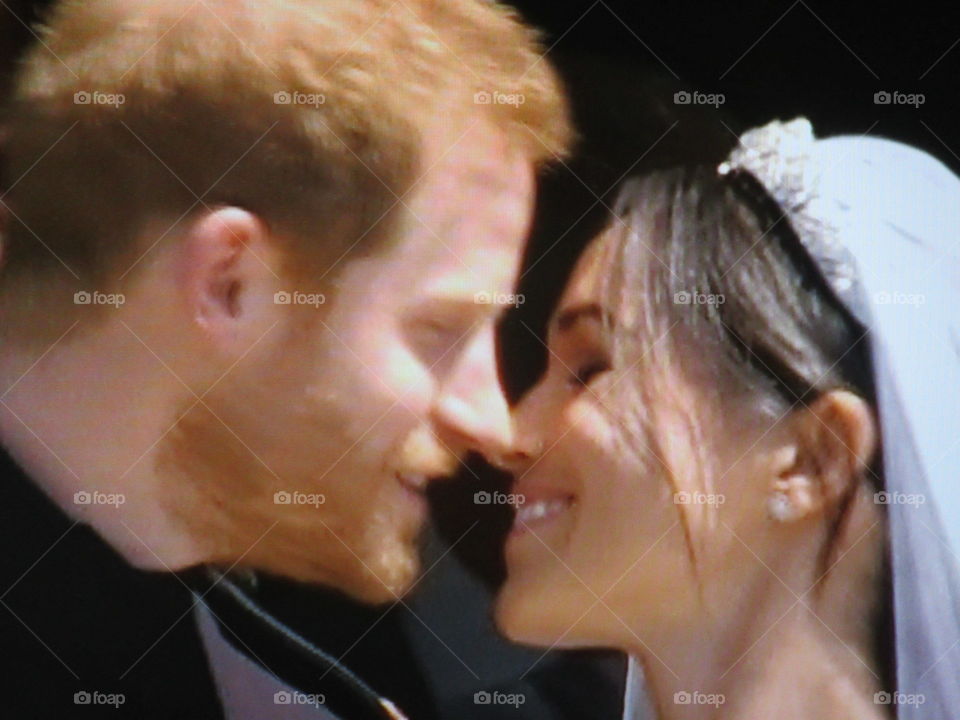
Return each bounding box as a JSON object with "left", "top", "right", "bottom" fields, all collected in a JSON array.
[{"left": 396, "top": 472, "right": 429, "bottom": 494}]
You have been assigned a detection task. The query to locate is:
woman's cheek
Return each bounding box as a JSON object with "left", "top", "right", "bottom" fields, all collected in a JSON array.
[
  {"left": 562, "top": 405, "right": 642, "bottom": 573},
  {"left": 564, "top": 396, "right": 620, "bottom": 452}
]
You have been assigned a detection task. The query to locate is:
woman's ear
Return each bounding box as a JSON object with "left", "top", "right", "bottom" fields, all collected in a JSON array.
[
  {"left": 766, "top": 390, "right": 877, "bottom": 523},
  {"left": 177, "top": 205, "right": 278, "bottom": 350}
]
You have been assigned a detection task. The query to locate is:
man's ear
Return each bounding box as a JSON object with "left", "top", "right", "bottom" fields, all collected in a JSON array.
[
  {"left": 1, "top": 125, "right": 10, "bottom": 268},
  {"left": 0, "top": 196, "right": 7, "bottom": 270},
  {"left": 178, "top": 206, "right": 277, "bottom": 348},
  {"left": 766, "top": 389, "right": 877, "bottom": 523}
]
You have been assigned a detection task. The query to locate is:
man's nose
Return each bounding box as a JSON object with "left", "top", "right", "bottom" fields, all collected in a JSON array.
[{"left": 431, "top": 324, "right": 513, "bottom": 463}]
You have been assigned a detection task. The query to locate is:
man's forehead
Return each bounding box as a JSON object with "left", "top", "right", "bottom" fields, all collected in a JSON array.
[
  {"left": 401, "top": 136, "right": 531, "bottom": 261},
  {"left": 418, "top": 257, "right": 516, "bottom": 294},
  {"left": 418, "top": 109, "right": 530, "bottom": 185}
]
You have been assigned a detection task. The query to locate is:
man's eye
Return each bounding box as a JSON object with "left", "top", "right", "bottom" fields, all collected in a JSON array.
[
  {"left": 403, "top": 314, "right": 477, "bottom": 376},
  {"left": 419, "top": 319, "right": 460, "bottom": 342},
  {"left": 569, "top": 359, "right": 611, "bottom": 388}
]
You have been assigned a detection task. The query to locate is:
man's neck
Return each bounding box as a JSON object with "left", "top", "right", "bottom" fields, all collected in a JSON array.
[{"left": 0, "top": 327, "right": 208, "bottom": 570}]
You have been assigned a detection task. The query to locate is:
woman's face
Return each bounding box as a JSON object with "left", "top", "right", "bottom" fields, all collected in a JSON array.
[{"left": 495, "top": 229, "right": 765, "bottom": 649}]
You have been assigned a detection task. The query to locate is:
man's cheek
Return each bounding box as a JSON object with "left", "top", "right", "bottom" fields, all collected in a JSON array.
[
  {"left": 388, "top": 351, "right": 435, "bottom": 412},
  {"left": 346, "top": 336, "right": 434, "bottom": 424}
]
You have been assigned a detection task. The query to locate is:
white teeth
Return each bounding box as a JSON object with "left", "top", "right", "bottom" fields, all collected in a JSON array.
[{"left": 515, "top": 498, "right": 569, "bottom": 525}]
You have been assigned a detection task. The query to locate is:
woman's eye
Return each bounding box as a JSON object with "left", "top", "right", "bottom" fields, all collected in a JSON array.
[{"left": 569, "top": 359, "right": 611, "bottom": 388}]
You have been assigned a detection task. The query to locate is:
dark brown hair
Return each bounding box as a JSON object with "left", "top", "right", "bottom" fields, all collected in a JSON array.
[{"left": 599, "top": 165, "right": 893, "bottom": 690}]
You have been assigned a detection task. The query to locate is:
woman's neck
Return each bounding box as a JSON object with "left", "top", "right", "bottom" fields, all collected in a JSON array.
[{"left": 630, "top": 593, "right": 884, "bottom": 720}]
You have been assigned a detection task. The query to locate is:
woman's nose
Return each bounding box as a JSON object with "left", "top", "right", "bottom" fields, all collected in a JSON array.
[
  {"left": 496, "top": 388, "right": 550, "bottom": 471},
  {"left": 495, "top": 434, "right": 544, "bottom": 472}
]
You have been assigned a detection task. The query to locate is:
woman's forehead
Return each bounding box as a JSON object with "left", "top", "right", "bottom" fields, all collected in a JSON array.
[
  {"left": 558, "top": 228, "right": 619, "bottom": 310},
  {"left": 556, "top": 224, "right": 647, "bottom": 330}
]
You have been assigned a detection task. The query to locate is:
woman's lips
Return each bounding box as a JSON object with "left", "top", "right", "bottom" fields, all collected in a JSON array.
[{"left": 511, "top": 494, "right": 575, "bottom": 534}]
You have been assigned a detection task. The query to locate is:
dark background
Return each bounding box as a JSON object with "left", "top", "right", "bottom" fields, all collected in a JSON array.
[
  {"left": 4, "top": 2, "right": 957, "bottom": 386},
  {"left": 1, "top": 1, "right": 957, "bottom": 718}
]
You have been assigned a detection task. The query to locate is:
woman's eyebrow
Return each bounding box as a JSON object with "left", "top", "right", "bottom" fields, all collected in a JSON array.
[{"left": 554, "top": 302, "right": 613, "bottom": 333}]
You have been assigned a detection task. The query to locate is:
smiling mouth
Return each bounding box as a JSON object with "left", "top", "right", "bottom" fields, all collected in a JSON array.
[{"left": 512, "top": 495, "right": 575, "bottom": 532}]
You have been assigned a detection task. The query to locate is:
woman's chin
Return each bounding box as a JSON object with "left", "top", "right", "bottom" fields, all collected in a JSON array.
[
  {"left": 494, "top": 581, "right": 558, "bottom": 646},
  {"left": 494, "top": 577, "right": 605, "bottom": 649}
]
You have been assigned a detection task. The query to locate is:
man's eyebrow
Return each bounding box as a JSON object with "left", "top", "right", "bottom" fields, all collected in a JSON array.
[
  {"left": 554, "top": 302, "right": 612, "bottom": 332},
  {"left": 412, "top": 295, "right": 512, "bottom": 321}
]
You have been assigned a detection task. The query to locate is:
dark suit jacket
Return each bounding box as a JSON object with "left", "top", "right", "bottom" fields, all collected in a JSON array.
[
  {"left": 0, "top": 446, "right": 224, "bottom": 719},
  {"left": 0, "top": 445, "right": 627, "bottom": 720}
]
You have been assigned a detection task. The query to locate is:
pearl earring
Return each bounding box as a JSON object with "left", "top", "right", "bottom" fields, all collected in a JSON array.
[{"left": 767, "top": 490, "right": 797, "bottom": 522}]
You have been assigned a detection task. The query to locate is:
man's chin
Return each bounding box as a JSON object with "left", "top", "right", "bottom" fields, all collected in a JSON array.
[
  {"left": 249, "top": 536, "right": 422, "bottom": 606},
  {"left": 338, "top": 543, "right": 421, "bottom": 605}
]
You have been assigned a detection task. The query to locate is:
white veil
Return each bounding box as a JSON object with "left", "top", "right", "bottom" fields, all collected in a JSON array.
[
  {"left": 623, "top": 120, "right": 960, "bottom": 720},
  {"left": 804, "top": 129, "right": 960, "bottom": 719}
]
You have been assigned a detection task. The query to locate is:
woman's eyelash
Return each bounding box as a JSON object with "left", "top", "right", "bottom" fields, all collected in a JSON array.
[{"left": 569, "top": 360, "right": 611, "bottom": 388}]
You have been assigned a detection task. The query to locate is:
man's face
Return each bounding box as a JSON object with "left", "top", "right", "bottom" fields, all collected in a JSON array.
[{"left": 162, "top": 116, "right": 533, "bottom": 603}]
